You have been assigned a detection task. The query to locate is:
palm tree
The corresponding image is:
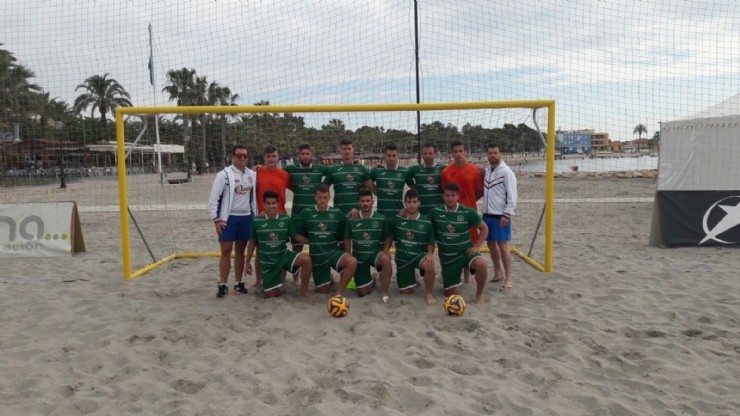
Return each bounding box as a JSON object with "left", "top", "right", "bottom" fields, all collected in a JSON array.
[
  {"left": 73, "top": 74, "right": 132, "bottom": 142},
  {"left": 633, "top": 123, "right": 647, "bottom": 152},
  {"left": 207, "top": 82, "right": 239, "bottom": 165},
  {"left": 163, "top": 68, "right": 199, "bottom": 168}
]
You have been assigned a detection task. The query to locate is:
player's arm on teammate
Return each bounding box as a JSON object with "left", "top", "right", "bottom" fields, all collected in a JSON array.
[
  {"left": 291, "top": 213, "right": 310, "bottom": 245},
  {"left": 422, "top": 226, "right": 436, "bottom": 269},
  {"left": 343, "top": 219, "right": 353, "bottom": 253}
]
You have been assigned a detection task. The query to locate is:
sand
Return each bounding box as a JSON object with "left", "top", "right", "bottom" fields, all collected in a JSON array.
[{"left": 1, "top": 175, "right": 739, "bottom": 415}]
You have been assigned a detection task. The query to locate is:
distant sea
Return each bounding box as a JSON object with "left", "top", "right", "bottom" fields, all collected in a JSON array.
[{"left": 519, "top": 155, "right": 658, "bottom": 173}]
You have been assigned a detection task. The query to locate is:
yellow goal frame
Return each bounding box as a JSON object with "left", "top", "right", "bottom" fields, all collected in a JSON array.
[{"left": 116, "top": 101, "right": 555, "bottom": 279}]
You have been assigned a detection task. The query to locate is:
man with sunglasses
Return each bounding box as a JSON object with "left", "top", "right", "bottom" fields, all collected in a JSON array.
[{"left": 208, "top": 144, "right": 258, "bottom": 298}]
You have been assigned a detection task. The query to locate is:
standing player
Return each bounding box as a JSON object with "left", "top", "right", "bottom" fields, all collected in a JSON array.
[
  {"left": 388, "top": 189, "right": 437, "bottom": 305},
  {"left": 430, "top": 183, "right": 489, "bottom": 304},
  {"left": 483, "top": 143, "right": 518, "bottom": 291},
  {"left": 292, "top": 184, "right": 358, "bottom": 295},
  {"left": 245, "top": 191, "right": 313, "bottom": 299},
  {"left": 256, "top": 144, "right": 291, "bottom": 214},
  {"left": 325, "top": 139, "right": 374, "bottom": 215},
  {"left": 441, "top": 140, "right": 485, "bottom": 283},
  {"left": 208, "top": 144, "right": 257, "bottom": 298},
  {"left": 405, "top": 143, "right": 445, "bottom": 215},
  {"left": 343, "top": 189, "right": 392, "bottom": 301},
  {"left": 370, "top": 143, "right": 407, "bottom": 218},
  {"left": 284, "top": 143, "right": 328, "bottom": 256}
]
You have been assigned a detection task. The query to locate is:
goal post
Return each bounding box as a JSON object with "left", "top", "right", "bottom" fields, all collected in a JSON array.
[{"left": 115, "top": 100, "right": 555, "bottom": 280}]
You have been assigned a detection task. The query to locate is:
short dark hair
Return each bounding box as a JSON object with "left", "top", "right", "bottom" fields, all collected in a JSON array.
[
  {"left": 384, "top": 143, "right": 398, "bottom": 153},
  {"left": 358, "top": 188, "right": 373, "bottom": 199},
  {"left": 298, "top": 143, "right": 312, "bottom": 151},
  {"left": 443, "top": 183, "right": 459, "bottom": 193},
  {"left": 263, "top": 144, "right": 278, "bottom": 154},
  {"left": 232, "top": 144, "right": 248, "bottom": 155},
  {"left": 450, "top": 140, "right": 464, "bottom": 151},
  {"left": 404, "top": 189, "right": 419, "bottom": 201},
  {"left": 340, "top": 139, "right": 353, "bottom": 147},
  {"left": 421, "top": 143, "right": 436, "bottom": 152},
  {"left": 263, "top": 190, "right": 279, "bottom": 203},
  {"left": 487, "top": 143, "right": 502, "bottom": 152},
  {"left": 315, "top": 183, "right": 331, "bottom": 194}
]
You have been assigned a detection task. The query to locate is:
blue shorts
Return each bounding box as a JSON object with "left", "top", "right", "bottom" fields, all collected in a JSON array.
[
  {"left": 219, "top": 214, "right": 253, "bottom": 242},
  {"left": 483, "top": 215, "right": 511, "bottom": 242}
]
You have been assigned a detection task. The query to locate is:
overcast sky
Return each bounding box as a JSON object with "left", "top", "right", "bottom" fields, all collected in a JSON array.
[{"left": 4, "top": 0, "right": 740, "bottom": 140}]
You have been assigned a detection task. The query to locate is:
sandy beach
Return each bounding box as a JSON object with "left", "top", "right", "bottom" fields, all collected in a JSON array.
[{"left": 1, "top": 175, "right": 739, "bottom": 415}]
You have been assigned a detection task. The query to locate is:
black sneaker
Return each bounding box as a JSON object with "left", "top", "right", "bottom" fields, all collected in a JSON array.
[
  {"left": 234, "top": 282, "right": 248, "bottom": 295},
  {"left": 216, "top": 285, "right": 228, "bottom": 298}
]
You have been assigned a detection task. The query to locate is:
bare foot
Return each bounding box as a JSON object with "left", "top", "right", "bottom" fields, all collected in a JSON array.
[
  {"left": 249, "top": 280, "right": 262, "bottom": 289},
  {"left": 475, "top": 293, "right": 485, "bottom": 304},
  {"left": 380, "top": 291, "right": 390, "bottom": 304},
  {"left": 425, "top": 294, "right": 436, "bottom": 305},
  {"left": 490, "top": 276, "right": 504, "bottom": 283},
  {"left": 301, "top": 291, "right": 315, "bottom": 301}
]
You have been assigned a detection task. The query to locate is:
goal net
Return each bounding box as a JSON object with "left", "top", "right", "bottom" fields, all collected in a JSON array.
[{"left": 116, "top": 101, "right": 555, "bottom": 279}]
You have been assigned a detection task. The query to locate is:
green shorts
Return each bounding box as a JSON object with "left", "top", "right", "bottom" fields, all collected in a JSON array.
[
  {"left": 440, "top": 252, "right": 482, "bottom": 290},
  {"left": 311, "top": 250, "right": 348, "bottom": 288},
  {"left": 395, "top": 253, "right": 425, "bottom": 291},
  {"left": 354, "top": 251, "right": 383, "bottom": 289},
  {"left": 261, "top": 251, "right": 300, "bottom": 292}
]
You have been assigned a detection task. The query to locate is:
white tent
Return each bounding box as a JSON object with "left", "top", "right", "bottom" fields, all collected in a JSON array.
[
  {"left": 658, "top": 93, "right": 740, "bottom": 191},
  {"left": 651, "top": 93, "right": 740, "bottom": 247}
]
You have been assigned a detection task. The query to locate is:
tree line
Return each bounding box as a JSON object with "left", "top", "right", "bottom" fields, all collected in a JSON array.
[{"left": 1, "top": 46, "right": 545, "bottom": 170}]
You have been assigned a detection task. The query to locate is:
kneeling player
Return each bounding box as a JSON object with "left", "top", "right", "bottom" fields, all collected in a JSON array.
[
  {"left": 245, "top": 191, "right": 313, "bottom": 299},
  {"left": 344, "top": 189, "right": 392, "bottom": 301},
  {"left": 389, "top": 189, "right": 437, "bottom": 305},
  {"left": 292, "top": 184, "right": 358, "bottom": 295},
  {"left": 430, "top": 183, "right": 489, "bottom": 304}
]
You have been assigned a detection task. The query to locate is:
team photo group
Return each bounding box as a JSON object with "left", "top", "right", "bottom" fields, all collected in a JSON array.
[{"left": 208, "top": 139, "right": 518, "bottom": 308}]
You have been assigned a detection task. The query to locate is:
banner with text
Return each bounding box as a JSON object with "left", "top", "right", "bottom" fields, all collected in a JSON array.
[{"left": 0, "top": 202, "right": 86, "bottom": 258}]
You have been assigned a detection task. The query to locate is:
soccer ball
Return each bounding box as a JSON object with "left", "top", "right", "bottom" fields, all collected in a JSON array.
[
  {"left": 443, "top": 294, "right": 465, "bottom": 316},
  {"left": 327, "top": 295, "right": 349, "bottom": 317}
]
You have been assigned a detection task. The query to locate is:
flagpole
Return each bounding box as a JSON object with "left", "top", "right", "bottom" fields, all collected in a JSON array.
[{"left": 149, "top": 23, "right": 163, "bottom": 184}]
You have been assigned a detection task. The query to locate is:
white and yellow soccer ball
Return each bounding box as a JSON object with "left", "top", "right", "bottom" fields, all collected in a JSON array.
[
  {"left": 327, "top": 295, "right": 349, "bottom": 317},
  {"left": 443, "top": 294, "right": 465, "bottom": 316}
]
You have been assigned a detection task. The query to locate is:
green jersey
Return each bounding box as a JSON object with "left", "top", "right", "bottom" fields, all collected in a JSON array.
[
  {"left": 284, "top": 163, "right": 327, "bottom": 216},
  {"left": 390, "top": 213, "right": 435, "bottom": 265},
  {"left": 294, "top": 206, "right": 346, "bottom": 264},
  {"left": 325, "top": 163, "right": 371, "bottom": 214},
  {"left": 250, "top": 213, "right": 294, "bottom": 269},
  {"left": 371, "top": 166, "right": 408, "bottom": 218},
  {"left": 405, "top": 163, "right": 445, "bottom": 215},
  {"left": 344, "top": 211, "right": 389, "bottom": 263},
  {"left": 429, "top": 204, "right": 482, "bottom": 264}
]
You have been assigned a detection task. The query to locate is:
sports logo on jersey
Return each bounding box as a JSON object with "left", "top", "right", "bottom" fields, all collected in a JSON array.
[
  {"left": 345, "top": 174, "right": 355, "bottom": 182},
  {"left": 329, "top": 213, "right": 334, "bottom": 220},
  {"left": 278, "top": 221, "right": 285, "bottom": 228},
  {"left": 457, "top": 215, "right": 464, "bottom": 222},
  {"left": 362, "top": 231, "right": 371, "bottom": 240},
  {"left": 318, "top": 222, "right": 327, "bottom": 231},
  {"left": 302, "top": 175, "right": 310, "bottom": 183},
  {"left": 418, "top": 224, "right": 424, "bottom": 230},
  {"left": 406, "top": 231, "right": 415, "bottom": 240},
  {"left": 372, "top": 221, "right": 379, "bottom": 228},
  {"left": 700, "top": 196, "right": 740, "bottom": 244},
  {"left": 427, "top": 176, "right": 436, "bottom": 184},
  {"left": 261, "top": 222, "right": 268, "bottom": 228},
  {"left": 447, "top": 223, "right": 456, "bottom": 233},
  {"left": 387, "top": 180, "right": 395, "bottom": 189},
  {"left": 270, "top": 232, "right": 279, "bottom": 241}
]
